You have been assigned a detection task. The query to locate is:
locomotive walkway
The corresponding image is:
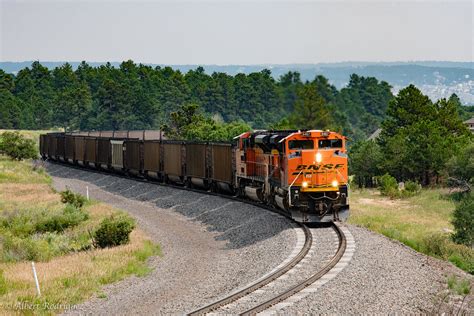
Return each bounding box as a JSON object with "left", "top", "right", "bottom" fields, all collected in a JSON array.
[{"left": 46, "top": 163, "right": 473, "bottom": 315}]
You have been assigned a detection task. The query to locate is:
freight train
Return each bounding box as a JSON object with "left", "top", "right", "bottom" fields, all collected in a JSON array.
[{"left": 40, "top": 129, "right": 349, "bottom": 222}]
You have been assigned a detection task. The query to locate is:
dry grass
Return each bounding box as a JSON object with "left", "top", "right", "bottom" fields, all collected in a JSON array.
[
  {"left": 0, "top": 184, "right": 60, "bottom": 212},
  {"left": 0, "top": 155, "right": 161, "bottom": 315},
  {"left": 0, "top": 229, "right": 158, "bottom": 315},
  {"left": 0, "top": 157, "right": 51, "bottom": 185}
]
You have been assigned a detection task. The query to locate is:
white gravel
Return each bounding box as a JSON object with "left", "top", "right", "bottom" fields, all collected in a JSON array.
[{"left": 45, "top": 163, "right": 298, "bottom": 315}]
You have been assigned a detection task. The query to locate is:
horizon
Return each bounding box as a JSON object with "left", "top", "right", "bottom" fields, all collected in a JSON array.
[{"left": 2, "top": 60, "right": 472, "bottom": 66}]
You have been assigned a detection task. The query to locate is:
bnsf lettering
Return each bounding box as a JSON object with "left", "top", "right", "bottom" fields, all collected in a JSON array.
[
  {"left": 295, "top": 164, "right": 344, "bottom": 171},
  {"left": 292, "top": 164, "right": 344, "bottom": 175}
]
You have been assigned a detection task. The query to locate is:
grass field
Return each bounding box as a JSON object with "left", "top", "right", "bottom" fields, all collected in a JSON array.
[
  {"left": 0, "top": 155, "right": 161, "bottom": 315},
  {"left": 349, "top": 188, "right": 474, "bottom": 274}
]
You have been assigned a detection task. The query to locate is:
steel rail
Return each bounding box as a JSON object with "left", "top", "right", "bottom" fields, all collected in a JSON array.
[
  {"left": 240, "top": 222, "right": 346, "bottom": 316},
  {"left": 187, "top": 225, "right": 312, "bottom": 315}
]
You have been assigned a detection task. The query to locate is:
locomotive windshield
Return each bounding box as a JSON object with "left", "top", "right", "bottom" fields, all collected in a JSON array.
[
  {"left": 288, "top": 140, "right": 314, "bottom": 150},
  {"left": 318, "top": 139, "right": 343, "bottom": 149}
]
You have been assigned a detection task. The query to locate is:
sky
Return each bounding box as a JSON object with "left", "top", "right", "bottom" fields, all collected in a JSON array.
[{"left": 0, "top": 0, "right": 472, "bottom": 64}]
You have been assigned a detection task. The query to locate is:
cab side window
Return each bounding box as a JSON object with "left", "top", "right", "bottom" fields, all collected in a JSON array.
[
  {"left": 318, "top": 139, "right": 343, "bottom": 149},
  {"left": 288, "top": 140, "right": 314, "bottom": 150}
]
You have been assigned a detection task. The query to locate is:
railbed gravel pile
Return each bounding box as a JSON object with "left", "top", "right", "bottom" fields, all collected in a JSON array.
[{"left": 46, "top": 163, "right": 298, "bottom": 315}]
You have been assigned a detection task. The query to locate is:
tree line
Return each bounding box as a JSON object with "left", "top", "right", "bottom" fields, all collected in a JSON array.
[
  {"left": 0, "top": 60, "right": 402, "bottom": 140},
  {"left": 350, "top": 88, "right": 472, "bottom": 187},
  {"left": 1, "top": 61, "right": 472, "bottom": 185}
]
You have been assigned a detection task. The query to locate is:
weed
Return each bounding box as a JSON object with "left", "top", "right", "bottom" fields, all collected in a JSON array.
[
  {"left": 446, "top": 275, "right": 471, "bottom": 300},
  {"left": 0, "top": 269, "right": 8, "bottom": 295},
  {"left": 60, "top": 189, "right": 87, "bottom": 209}
]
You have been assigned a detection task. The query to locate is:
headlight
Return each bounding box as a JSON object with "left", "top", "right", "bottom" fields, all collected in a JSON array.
[
  {"left": 302, "top": 181, "right": 308, "bottom": 188},
  {"left": 315, "top": 152, "right": 322, "bottom": 163},
  {"left": 332, "top": 180, "right": 339, "bottom": 187}
]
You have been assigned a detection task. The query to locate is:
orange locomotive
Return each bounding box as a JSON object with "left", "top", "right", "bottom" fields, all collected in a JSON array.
[{"left": 235, "top": 130, "right": 349, "bottom": 222}]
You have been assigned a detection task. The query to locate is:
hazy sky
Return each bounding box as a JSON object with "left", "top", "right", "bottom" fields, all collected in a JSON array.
[{"left": 1, "top": 0, "right": 472, "bottom": 64}]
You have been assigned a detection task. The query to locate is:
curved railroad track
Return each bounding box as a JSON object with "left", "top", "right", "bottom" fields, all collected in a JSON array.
[
  {"left": 188, "top": 223, "right": 346, "bottom": 316},
  {"left": 45, "top": 160, "right": 349, "bottom": 315}
]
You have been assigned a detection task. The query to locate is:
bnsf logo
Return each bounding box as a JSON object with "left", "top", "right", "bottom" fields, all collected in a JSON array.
[{"left": 296, "top": 164, "right": 344, "bottom": 171}]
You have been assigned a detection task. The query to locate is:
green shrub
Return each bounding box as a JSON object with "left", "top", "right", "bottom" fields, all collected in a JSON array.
[
  {"left": 1, "top": 229, "right": 93, "bottom": 262},
  {"left": 404, "top": 180, "right": 421, "bottom": 194},
  {"left": 452, "top": 196, "right": 474, "bottom": 247},
  {"left": 60, "top": 189, "right": 87, "bottom": 208},
  {"left": 0, "top": 131, "right": 37, "bottom": 160},
  {"left": 422, "top": 233, "right": 451, "bottom": 257},
  {"left": 94, "top": 215, "right": 135, "bottom": 248},
  {"left": 422, "top": 233, "right": 474, "bottom": 274},
  {"left": 1, "top": 206, "right": 89, "bottom": 236},
  {"left": 35, "top": 205, "right": 89, "bottom": 233},
  {"left": 378, "top": 174, "right": 422, "bottom": 199},
  {"left": 447, "top": 275, "right": 471, "bottom": 295},
  {"left": 378, "top": 173, "right": 399, "bottom": 198}
]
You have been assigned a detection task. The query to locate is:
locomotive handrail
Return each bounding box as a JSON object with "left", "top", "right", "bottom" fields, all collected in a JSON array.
[{"left": 288, "top": 169, "right": 304, "bottom": 207}]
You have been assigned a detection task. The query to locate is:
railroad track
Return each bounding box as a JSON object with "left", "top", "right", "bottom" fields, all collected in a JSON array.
[
  {"left": 188, "top": 223, "right": 346, "bottom": 316},
  {"left": 45, "top": 161, "right": 351, "bottom": 315}
]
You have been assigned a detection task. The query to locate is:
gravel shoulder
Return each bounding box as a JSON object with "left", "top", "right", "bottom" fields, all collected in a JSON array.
[
  {"left": 279, "top": 224, "right": 474, "bottom": 315},
  {"left": 46, "top": 163, "right": 297, "bottom": 315}
]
